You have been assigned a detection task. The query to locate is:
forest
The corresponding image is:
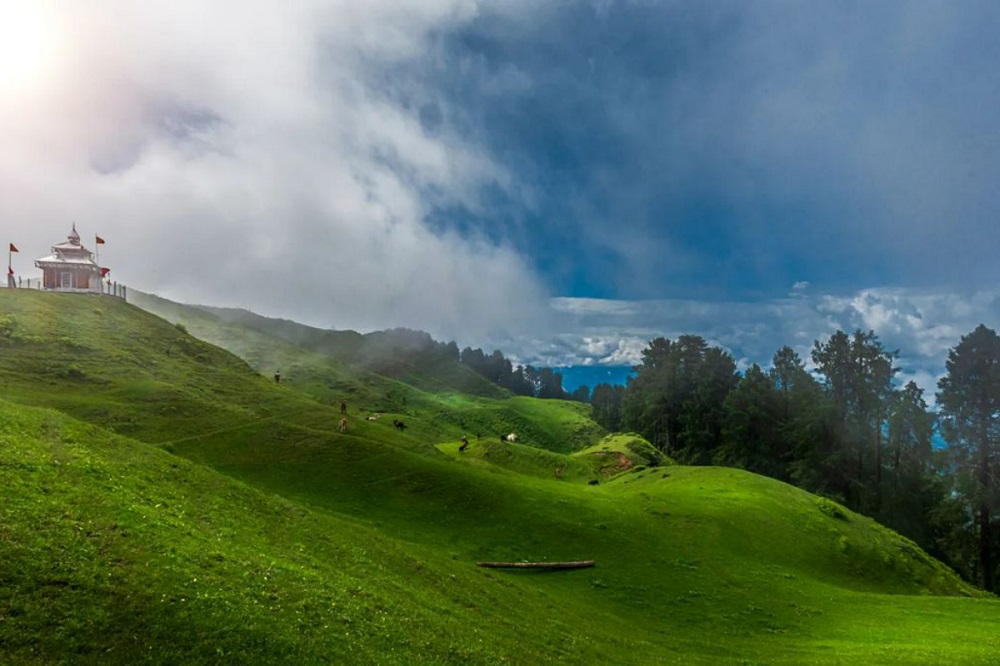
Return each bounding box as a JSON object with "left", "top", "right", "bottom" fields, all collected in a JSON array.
[{"left": 582, "top": 325, "right": 1000, "bottom": 594}]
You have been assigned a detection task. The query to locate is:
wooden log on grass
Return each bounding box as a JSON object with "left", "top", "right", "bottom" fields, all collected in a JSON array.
[{"left": 476, "top": 560, "right": 595, "bottom": 570}]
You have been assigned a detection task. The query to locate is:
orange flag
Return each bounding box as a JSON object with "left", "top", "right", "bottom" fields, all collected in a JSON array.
[
  {"left": 9, "top": 243, "right": 18, "bottom": 252},
  {"left": 95, "top": 235, "right": 105, "bottom": 245}
]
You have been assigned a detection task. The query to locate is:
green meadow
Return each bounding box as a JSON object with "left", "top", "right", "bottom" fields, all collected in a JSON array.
[{"left": 2, "top": 289, "right": 999, "bottom": 664}]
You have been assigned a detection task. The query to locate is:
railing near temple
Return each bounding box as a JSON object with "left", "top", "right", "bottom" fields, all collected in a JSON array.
[{"left": 4, "top": 277, "right": 127, "bottom": 301}]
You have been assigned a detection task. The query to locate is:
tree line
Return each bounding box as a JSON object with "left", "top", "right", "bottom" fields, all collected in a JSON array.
[
  {"left": 586, "top": 326, "right": 1000, "bottom": 593},
  {"left": 459, "top": 347, "right": 589, "bottom": 400}
]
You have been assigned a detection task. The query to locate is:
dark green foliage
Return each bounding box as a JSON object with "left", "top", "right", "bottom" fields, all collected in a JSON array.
[
  {"left": 536, "top": 367, "right": 565, "bottom": 399},
  {"left": 880, "top": 381, "right": 941, "bottom": 548},
  {"left": 459, "top": 346, "right": 568, "bottom": 398},
  {"left": 590, "top": 383, "right": 624, "bottom": 431},
  {"left": 717, "top": 363, "right": 784, "bottom": 477},
  {"left": 621, "top": 335, "right": 738, "bottom": 462},
  {"left": 937, "top": 324, "right": 1000, "bottom": 592},
  {"left": 811, "top": 330, "right": 897, "bottom": 515}
]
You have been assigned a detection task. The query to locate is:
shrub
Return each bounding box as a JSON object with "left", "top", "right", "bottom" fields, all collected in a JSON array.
[
  {"left": 817, "top": 497, "right": 848, "bottom": 521},
  {"left": 0, "top": 314, "right": 16, "bottom": 339},
  {"left": 626, "top": 438, "right": 667, "bottom": 467}
]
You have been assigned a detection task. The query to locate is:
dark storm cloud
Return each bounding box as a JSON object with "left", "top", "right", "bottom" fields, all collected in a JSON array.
[{"left": 417, "top": 1, "right": 1000, "bottom": 299}]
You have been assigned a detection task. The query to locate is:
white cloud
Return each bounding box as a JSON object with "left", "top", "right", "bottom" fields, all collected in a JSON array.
[
  {"left": 487, "top": 287, "right": 1000, "bottom": 403},
  {"left": 2, "top": 0, "right": 551, "bottom": 343}
]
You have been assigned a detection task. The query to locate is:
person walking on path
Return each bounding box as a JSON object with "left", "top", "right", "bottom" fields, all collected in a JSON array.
[
  {"left": 339, "top": 417, "right": 348, "bottom": 433},
  {"left": 274, "top": 369, "right": 281, "bottom": 384},
  {"left": 459, "top": 435, "right": 470, "bottom": 452}
]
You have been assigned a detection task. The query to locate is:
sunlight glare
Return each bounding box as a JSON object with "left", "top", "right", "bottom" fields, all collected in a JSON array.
[{"left": 0, "top": 1, "right": 60, "bottom": 94}]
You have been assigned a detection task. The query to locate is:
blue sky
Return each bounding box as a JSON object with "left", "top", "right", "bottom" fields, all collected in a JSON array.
[{"left": 3, "top": 1, "right": 1000, "bottom": 399}]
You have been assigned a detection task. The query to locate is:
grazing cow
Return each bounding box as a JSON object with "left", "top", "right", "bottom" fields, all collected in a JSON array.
[
  {"left": 393, "top": 419, "right": 407, "bottom": 431},
  {"left": 505, "top": 433, "right": 518, "bottom": 443},
  {"left": 366, "top": 415, "right": 379, "bottom": 422},
  {"left": 339, "top": 417, "right": 348, "bottom": 433}
]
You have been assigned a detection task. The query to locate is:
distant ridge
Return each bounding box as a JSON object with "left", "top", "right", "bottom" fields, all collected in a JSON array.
[{"left": 131, "top": 291, "right": 507, "bottom": 398}]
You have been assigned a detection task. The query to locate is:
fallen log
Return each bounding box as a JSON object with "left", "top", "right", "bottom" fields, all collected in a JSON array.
[{"left": 476, "top": 560, "right": 595, "bottom": 570}]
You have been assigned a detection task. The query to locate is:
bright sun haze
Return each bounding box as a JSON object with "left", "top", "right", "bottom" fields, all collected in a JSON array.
[{"left": 0, "top": 1, "right": 59, "bottom": 94}]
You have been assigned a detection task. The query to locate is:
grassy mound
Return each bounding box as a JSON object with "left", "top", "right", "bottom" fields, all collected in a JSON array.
[{"left": 573, "top": 433, "right": 673, "bottom": 478}]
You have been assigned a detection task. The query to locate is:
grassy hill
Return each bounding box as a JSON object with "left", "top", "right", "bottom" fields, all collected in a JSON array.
[
  {"left": 130, "top": 290, "right": 600, "bottom": 454},
  {"left": 3, "top": 289, "right": 1000, "bottom": 664},
  {"left": 130, "top": 291, "right": 507, "bottom": 399}
]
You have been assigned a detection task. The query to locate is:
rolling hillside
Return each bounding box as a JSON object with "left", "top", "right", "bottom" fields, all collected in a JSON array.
[
  {"left": 2, "top": 288, "right": 1000, "bottom": 664},
  {"left": 130, "top": 291, "right": 508, "bottom": 399}
]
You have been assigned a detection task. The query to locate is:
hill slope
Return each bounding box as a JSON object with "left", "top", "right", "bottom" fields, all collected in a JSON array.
[
  {"left": 3, "top": 289, "right": 1000, "bottom": 664},
  {"left": 130, "top": 291, "right": 508, "bottom": 399},
  {"left": 0, "top": 398, "right": 647, "bottom": 664}
]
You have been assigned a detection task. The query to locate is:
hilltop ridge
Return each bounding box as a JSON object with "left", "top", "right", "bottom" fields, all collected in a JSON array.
[{"left": 131, "top": 290, "right": 507, "bottom": 399}]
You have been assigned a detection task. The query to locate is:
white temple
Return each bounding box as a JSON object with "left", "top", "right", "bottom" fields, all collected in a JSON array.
[{"left": 35, "top": 224, "right": 103, "bottom": 292}]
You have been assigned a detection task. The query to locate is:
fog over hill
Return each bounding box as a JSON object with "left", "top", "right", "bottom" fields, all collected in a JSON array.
[{"left": 124, "top": 284, "right": 1000, "bottom": 405}]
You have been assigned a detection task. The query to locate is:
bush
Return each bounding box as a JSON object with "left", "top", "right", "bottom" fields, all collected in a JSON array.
[
  {"left": 817, "top": 497, "right": 848, "bottom": 521},
  {"left": 0, "top": 314, "right": 16, "bottom": 339},
  {"left": 626, "top": 438, "right": 667, "bottom": 467}
]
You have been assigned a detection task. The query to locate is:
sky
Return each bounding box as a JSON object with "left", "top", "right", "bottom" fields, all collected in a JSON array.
[{"left": 3, "top": 0, "right": 1000, "bottom": 400}]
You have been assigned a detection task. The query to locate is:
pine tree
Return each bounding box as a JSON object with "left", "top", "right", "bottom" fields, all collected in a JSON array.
[{"left": 937, "top": 324, "right": 1000, "bottom": 592}]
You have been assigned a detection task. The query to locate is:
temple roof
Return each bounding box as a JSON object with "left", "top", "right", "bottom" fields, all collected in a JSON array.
[
  {"left": 49, "top": 242, "right": 91, "bottom": 253},
  {"left": 51, "top": 224, "right": 87, "bottom": 252},
  {"left": 35, "top": 225, "right": 99, "bottom": 269},
  {"left": 36, "top": 253, "right": 99, "bottom": 267}
]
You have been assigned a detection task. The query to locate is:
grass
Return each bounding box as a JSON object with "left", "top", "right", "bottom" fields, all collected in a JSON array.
[
  {"left": 3, "top": 288, "right": 1000, "bottom": 664},
  {"left": 0, "top": 399, "right": 649, "bottom": 664}
]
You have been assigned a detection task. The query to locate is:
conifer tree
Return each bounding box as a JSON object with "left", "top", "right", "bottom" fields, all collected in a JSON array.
[{"left": 937, "top": 324, "right": 1000, "bottom": 592}]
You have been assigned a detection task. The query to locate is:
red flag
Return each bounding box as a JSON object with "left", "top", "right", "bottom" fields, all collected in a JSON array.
[
  {"left": 9, "top": 243, "right": 17, "bottom": 252},
  {"left": 95, "top": 235, "right": 105, "bottom": 245},
  {"left": 100, "top": 267, "right": 110, "bottom": 277}
]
